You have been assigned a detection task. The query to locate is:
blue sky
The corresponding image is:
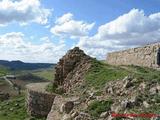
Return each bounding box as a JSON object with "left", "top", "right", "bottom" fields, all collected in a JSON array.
[{"left": 0, "top": 0, "right": 160, "bottom": 63}]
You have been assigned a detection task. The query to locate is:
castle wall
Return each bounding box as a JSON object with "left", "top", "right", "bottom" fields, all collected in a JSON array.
[
  {"left": 107, "top": 43, "right": 160, "bottom": 68},
  {"left": 26, "top": 83, "right": 56, "bottom": 117}
]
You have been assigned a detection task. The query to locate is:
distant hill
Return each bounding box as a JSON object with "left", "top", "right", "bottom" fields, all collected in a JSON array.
[{"left": 0, "top": 60, "right": 56, "bottom": 71}]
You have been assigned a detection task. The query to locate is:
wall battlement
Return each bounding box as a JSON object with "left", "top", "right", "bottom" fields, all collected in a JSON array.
[{"left": 107, "top": 43, "right": 160, "bottom": 68}]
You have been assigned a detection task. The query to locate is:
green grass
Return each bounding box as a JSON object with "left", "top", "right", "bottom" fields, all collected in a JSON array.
[
  {"left": 87, "top": 100, "right": 113, "bottom": 119},
  {"left": 0, "top": 94, "right": 45, "bottom": 120},
  {"left": 17, "top": 73, "right": 45, "bottom": 82},
  {"left": 128, "top": 101, "right": 160, "bottom": 120},
  {"left": 0, "top": 65, "right": 9, "bottom": 77},
  {"left": 46, "top": 83, "right": 64, "bottom": 95},
  {"left": 85, "top": 59, "right": 160, "bottom": 89},
  {"left": 46, "top": 83, "right": 57, "bottom": 93},
  {"left": 85, "top": 59, "right": 129, "bottom": 89},
  {"left": 126, "top": 65, "right": 160, "bottom": 82},
  {"left": 33, "top": 69, "right": 54, "bottom": 81}
]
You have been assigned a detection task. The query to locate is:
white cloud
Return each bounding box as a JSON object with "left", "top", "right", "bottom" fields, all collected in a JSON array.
[
  {"left": 96, "top": 8, "right": 160, "bottom": 42},
  {"left": 55, "top": 13, "right": 73, "bottom": 24},
  {"left": 0, "top": 0, "right": 51, "bottom": 26},
  {"left": 0, "top": 32, "right": 66, "bottom": 63},
  {"left": 77, "top": 9, "right": 160, "bottom": 59},
  {"left": 40, "top": 36, "right": 51, "bottom": 43},
  {"left": 50, "top": 13, "right": 95, "bottom": 38}
]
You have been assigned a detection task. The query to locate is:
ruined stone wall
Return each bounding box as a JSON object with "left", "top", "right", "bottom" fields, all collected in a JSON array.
[
  {"left": 26, "top": 83, "right": 56, "bottom": 117},
  {"left": 53, "top": 47, "right": 92, "bottom": 92},
  {"left": 107, "top": 43, "right": 160, "bottom": 68}
]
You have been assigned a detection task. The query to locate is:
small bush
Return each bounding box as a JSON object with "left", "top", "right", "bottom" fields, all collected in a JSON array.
[
  {"left": 87, "top": 100, "right": 113, "bottom": 118},
  {"left": 46, "top": 83, "right": 65, "bottom": 95},
  {"left": 46, "top": 83, "right": 58, "bottom": 92}
]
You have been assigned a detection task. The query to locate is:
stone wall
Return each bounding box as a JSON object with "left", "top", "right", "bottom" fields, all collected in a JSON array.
[
  {"left": 107, "top": 43, "right": 160, "bottom": 68},
  {"left": 53, "top": 47, "right": 92, "bottom": 92},
  {"left": 26, "top": 83, "right": 56, "bottom": 117}
]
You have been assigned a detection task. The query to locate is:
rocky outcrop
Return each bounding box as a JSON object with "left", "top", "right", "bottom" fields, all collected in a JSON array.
[
  {"left": 53, "top": 47, "right": 92, "bottom": 92},
  {"left": 26, "top": 82, "right": 56, "bottom": 117}
]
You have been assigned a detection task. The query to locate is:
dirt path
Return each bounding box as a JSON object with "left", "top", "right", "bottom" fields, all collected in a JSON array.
[{"left": 3, "top": 76, "right": 14, "bottom": 86}]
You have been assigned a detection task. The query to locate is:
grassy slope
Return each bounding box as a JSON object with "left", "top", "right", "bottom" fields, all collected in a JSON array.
[
  {"left": 85, "top": 59, "right": 160, "bottom": 89},
  {"left": 85, "top": 59, "right": 160, "bottom": 119},
  {"left": 126, "top": 65, "right": 160, "bottom": 82},
  {"left": 1, "top": 59, "right": 159, "bottom": 119},
  {"left": 0, "top": 65, "right": 9, "bottom": 77},
  {"left": 38, "top": 59, "right": 160, "bottom": 119},
  {"left": 85, "top": 59, "right": 129, "bottom": 89},
  {"left": 87, "top": 99, "right": 113, "bottom": 119},
  {"left": 0, "top": 66, "right": 54, "bottom": 120},
  {"left": 33, "top": 69, "right": 54, "bottom": 81},
  {"left": 0, "top": 94, "right": 45, "bottom": 120},
  {"left": 0, "top": 67, "right": 52, "bottom": 120}
]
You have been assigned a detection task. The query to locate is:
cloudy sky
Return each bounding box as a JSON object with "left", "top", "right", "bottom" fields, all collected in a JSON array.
[{"left": 0, "top": 0, "right": 160, "bottom": 63}]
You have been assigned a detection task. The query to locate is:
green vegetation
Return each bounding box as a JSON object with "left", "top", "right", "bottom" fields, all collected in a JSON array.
[
  {"left": 87, "top": 100, "right": 113, "bottom": 119},
  {"left": 17, "top": 73, "right": 46, "bottom": 82},
  {"left": 46, "top": 83, "right": 64, "bottom": 95},
  {"left": 0, "top": 95, "right": 45, "bottom": 120},
  {"left": 126, "top": 65, "right": 160, "bottom": 82},
  {"left": 33, "top": 69, "right": 54, "bottom": 81},
  {"left": 85, "top": 59, "right": 129, "bottom": 89},
  {"left": 0, "top": 79, "right": 5, "bottom": 86},
  {"left": 85, "top": 59, "right": 160, "bottom": 89},
  {"left": 0, "top": 65, "right": 9, "bottom": 77},
  {"left": 46, "top": 83, "right": 57, "bottom": 93}
]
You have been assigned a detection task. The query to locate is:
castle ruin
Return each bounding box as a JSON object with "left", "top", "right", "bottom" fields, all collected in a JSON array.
[{"left": 107, "top": 43, "right": 160, "bottom": 68}]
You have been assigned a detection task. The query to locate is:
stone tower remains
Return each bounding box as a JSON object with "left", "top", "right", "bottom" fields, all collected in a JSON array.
[{"left": 53, "top": 47, "right": 92, "bottom": 92}]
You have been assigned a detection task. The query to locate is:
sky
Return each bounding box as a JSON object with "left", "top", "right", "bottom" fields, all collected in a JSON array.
[{"left": 0, "top": 0, "right": 160, "bottom": 63}]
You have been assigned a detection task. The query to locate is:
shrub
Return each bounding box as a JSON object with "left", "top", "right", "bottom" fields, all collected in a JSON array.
[{"left": 87, "top": 100, "right": 113, "bottom": 118}]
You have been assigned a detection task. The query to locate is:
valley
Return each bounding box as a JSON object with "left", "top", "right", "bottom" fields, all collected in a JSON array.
[{"left": 0, "top": 61, "right": 55, "bottom": 120}]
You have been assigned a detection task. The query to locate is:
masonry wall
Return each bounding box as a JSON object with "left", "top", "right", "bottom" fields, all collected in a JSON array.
[
  {"left": 107, "top": 43, "right": 160, "bottom": 68},
  {"left": 26, "top": 85, "right": 56, "bottom": 117}
]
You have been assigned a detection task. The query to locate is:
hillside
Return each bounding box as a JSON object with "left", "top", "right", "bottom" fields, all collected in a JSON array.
[
  {"left": 47, "top": 60, "right": 160, "bottom": 120},
  {"left": 0, "top": 94, "right": 45, "bottom": 120},
  {"left": 46, "top": 47, "right": 160, "bottom": 120},
  {"left": 32, "top": 68, "right": 54, "bottom": 81},
  {"left": 0, "top": 65, "right": 9, "bottom": 77},
  {"left": 1, "top": 48, "right": 160, "bottom": 120},
  {"left": 0, "top": 60, "right": 55, "bottom": 71},
  {"left": 1, "top": 58, "right": 160, "bottom": 120},
  {"left": 0, "top": 62, "right": 54, "bottom": 96},
  {"left": 0, "top": 64, "right": 54, "bottom": 120}
]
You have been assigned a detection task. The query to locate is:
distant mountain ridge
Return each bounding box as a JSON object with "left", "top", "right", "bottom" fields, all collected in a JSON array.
[{"left": 0, "top": 60, "right": 55, "bottom": 70}]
